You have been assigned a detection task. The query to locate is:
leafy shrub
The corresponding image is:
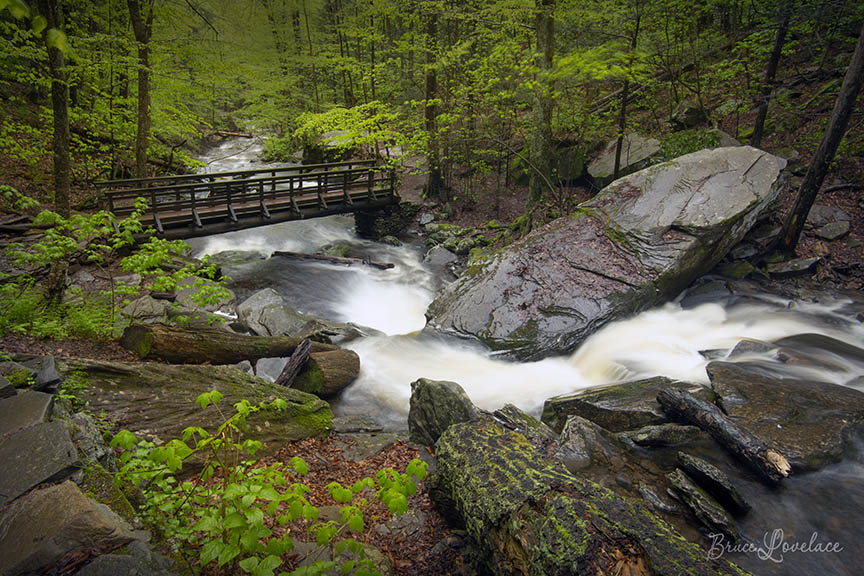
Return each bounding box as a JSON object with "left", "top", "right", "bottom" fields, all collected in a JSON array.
[{"left": 660, "top": 129, "right": 720, "bottom": 160}]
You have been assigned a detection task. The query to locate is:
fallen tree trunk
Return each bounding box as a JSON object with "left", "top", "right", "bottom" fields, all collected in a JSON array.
[
  {"left": 272, "top": 250, "right": 395, "bottom": 271},
  {"left": 657, "top": 388, "right": 791, "bottom": 486},
  {"left": 120, "top": 324, "right": 338, "bottom": 364},
  {"left": 215, "top": 130, "right": 253, "bottom": 138},
  {"left": 432, "top": 418, "right": 752, "bottom": 576},
  {"left": 291, "top": 348, "right": 360, "bottom": 397},
  {"left": 276, "top": 339, "right": 312, "bottom": 388}
]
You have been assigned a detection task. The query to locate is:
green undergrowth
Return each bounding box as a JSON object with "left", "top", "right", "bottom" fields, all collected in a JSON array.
[{"left": 111, "top": 391, "right": 426, "bottom": 576}]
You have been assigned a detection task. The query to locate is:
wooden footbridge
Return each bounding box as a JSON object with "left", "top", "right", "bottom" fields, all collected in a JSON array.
[{"left": 95, "top": 160, "right": 398, "bottom": 240}]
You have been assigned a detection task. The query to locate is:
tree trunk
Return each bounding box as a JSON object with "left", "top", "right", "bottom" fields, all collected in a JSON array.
[
  {"left": 750, "top": 0, "right": 790, "bottom": 148},
  {"left": 657, "top": 388, "right": 791, "bottom": 486},
  {"left": 120, "top": 323, "right": 338, "bottom": 363},
  {"left": 424, "top": 12, "right": 443, "bottom": 198},
  {"left": 528, "top": 0, "right": 555, "bottom": 205},
  {"left": 127, "top": 0, "right": 154, "bottom": 179},
  {"left": 614, "top": 11, "right": 640, "bottom": 181},
  {"left": 37, "top": 0, "right": 71, "bottom": 218},
  {"left": 779, "top": 19, "right": 864, "bottom": 253}
]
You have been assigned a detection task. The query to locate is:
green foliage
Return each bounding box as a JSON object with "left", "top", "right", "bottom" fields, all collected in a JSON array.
[
  {"left": 0, "top": 185, "right": 39, "bottom": 212},
  {"left": 112, "top": 393, "right": 427, "bottom": 576},
  {"left": 660, "top": 129, "right": 720, "bottom": 160},
  {"left": 57, "top": 370, "right": 90, "bottom": 410}
]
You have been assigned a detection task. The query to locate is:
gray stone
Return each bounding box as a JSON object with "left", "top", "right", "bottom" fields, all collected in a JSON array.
[
  {"left": 291, "top": 539, "right": 393, "bottom": 576},
  {"left": 419, "top": 212, "right": 435, "bottom": 226},
  {"left": 206, "top": 250, "right": 266, "bottom": 268},
  {"left": 0, "top": 376, "right": 14, "bottom": 399},
  {"left": 587, "top": 133, "right": 662, "bottom": 188},
  {"left": 807, "top": 204, "right": 850, "bottom": 227},
  {"left": 708, "top": 361, "right": 864, "bottom": 470},
  {"left": 638, "top": 486, "right": 680, "bottom": 515},
  {"left": 121, "top": 295, "right": 171, "bottom": 325},
  {"left": 0, "top": 361, "right": 36, "bottom": 387},
  {"left": 332, "top": 415, "right": 384, "bottom": 434},
  {"left": 13, "top": 354, "right": 62, "bottom": 389},
  {"left": 667, "top": 469, "right": 738, "bottom": 540},
  {"left": 408, "top": 378, "right": 481, "bottom": 446},
  {"left": 68, "top": 412, "right": 115, "bottom": 470},
  {"left": 236, "top": 288, "right": 286, "bottom": 333},
  {"left": 728, "top": 242, "right": 759, "bottom": 260},
  {"left": 380, "top": 235, "right": 402, "bottom": 246},
  {"left": 677, "top": 453, "right": 750, "bottom": 515},
  {"left": 708, "top": 128, "right": 742, "bottom": 148},
  {"left": 114, "top": 273, "right": 142, "bottom": 287},
  {"left": 0, "top": 390, "right": 53, "bottom": 437},
  {"left": 0, "top": 481, "right": 137, "bottom": 576},
  {"left": 423, "top": 245, "right": 459, "bottom": 267},
  {"left": 428, "top": 147, "right": 786, "bottom": 360},
  {"left": 493, "top": 404, "right": 557, "bottom": 444},
  {"left": 72, "top": 269, "right": 95, "bottom": 283},
  {"left": 767, "top": 257, "right": 820, "bottom": 278},
  {"left": 0, "top": 421, "right": 80, "bottom": 506},
  {"left": 541, "top": 377, "right": 710, "bottom": 433},
  {"left": 231, "top": 360, "right": 255, "bottom": 375},
  {"left": 816, "top": 220, "right": 850, "bottom": 240},
  {"left": 623, "top": 423, "right": 704, "bottom": 447},
  {"left": 728, "top": 339, "right": 776, "bottom": 359},
  {"left": 672, "top": 100, "right": 709, "bottom": 129},
  {"left": 555, "top": 415, "right": 621, "bottom": 472}
]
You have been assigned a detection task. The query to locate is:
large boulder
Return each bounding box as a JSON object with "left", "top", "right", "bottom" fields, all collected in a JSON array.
[
  {"left": 59, "top": 359, "right": 332, "bottom": 454},
  {"left": 430, "top": 418, "right": 750, "bottom": 576},
  {"left": 427, "top": 147, "right": 786, "bottom": 360},
  {"left": 707, "top": 361, "right": 864, "bottom": 471},
  {"left": 587, "top": 132, "right": 661, "bottom": 188}
]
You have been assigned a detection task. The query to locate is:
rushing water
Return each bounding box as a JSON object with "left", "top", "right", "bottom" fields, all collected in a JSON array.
[{"left": 186, "top": 139, "right": 864, "bottom": 575}]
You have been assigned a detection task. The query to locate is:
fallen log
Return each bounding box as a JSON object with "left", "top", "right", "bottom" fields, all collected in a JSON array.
[
  {"left": 215, "top": 130, "right": 253, "bottom": 138},
  {"left": 275, "top": 338, "right": 312, "bottom": 388},
  {"left": 120, "top": 323, "right": 337, "bottom": 364},
  {"left": 657, "top": 388, "right": 791, "bottom": 486},
  {"left": 272, "top": 250, "right": 395, "bottom": 271},
  {"left": 291, "top": 348, "right": 361, "bottom": 397},
  {"left": 432, "top": 418, "right": 752, "bottom": 576}
]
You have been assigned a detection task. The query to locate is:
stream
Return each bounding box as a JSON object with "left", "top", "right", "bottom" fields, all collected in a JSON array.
[{"left": 189, "top": 137, "right": 864, "bottom": 575}]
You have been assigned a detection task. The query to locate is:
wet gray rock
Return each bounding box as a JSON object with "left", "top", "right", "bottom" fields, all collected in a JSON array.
[
  {"left": 0, "top": 421, "right": 80, "bottom": 506},
  {"left": 408, "top": 378, "right": 481, "bottom": 446},
  {"left": 807, "top": 204, "right": 850, "bottom": 227},
  {"left": 707, "top": 361, "right": 864, "bottom": 470},
  {"left": 728, "top": 339, "right": 776, "bottom": 359},
  {"left": 624, "top": 423, "right": 704, "bottom": 447},
  {"left": 587, "top": 132, "right": 661, "bottom": 188},
  {"left": 206, "top": 250, "right": 266, "bottom": 268},
  {"left": 419, "top": 212, "right": 435, "bottom": 226},
  {"left": 0, "top": 361, "right": 36, "bottom": 387},
  {"left": 0, "top": 376, "right": 13, "bottom": 399},
  {"left": 427, "top": 147, "right": 786, "bottom": 360},
  {"left": 816, "top": 220, "right": 851, "bottom": 240},
  {"left": 121, "top": 295, "right": 171, "bottom": 325},
  {"left": 77, "top": 539, "right": 176, "bottom": 576},
  {"left": 677, "top": 452, "right": 750, "bottom": 515},
  {"left": 12, "top": 355, "right": 63, "bottom": 390},
  {"left": 67, "top": 412, "right": 115, "bottom": 470},
  {"left": 766, "top": 257, "right": 820, "bottom": 277},
  {"left": 541, "top": 377, "right": 710, "bottom": 433},
  {"left": 555, "top": 415, "right": 622, "bottom": 471},
  {"left": 493, "top": 403, "right": 557, "bottom": 444},
  {"left": 639, "top": 486, "right": 680, "bottom": 515},
  {"left": 667, "top": 468, "right": 738, "bottom": 540},
  {"left": 0, "top": 481, "right": 137, "bottom": 576},
  {"left": 0, "top": 390, "right": 53, "bottom": 437}
]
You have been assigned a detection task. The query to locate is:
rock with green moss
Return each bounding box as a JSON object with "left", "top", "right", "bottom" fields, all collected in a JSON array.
[
  {"left": 59, "top": 359, "right": 332, "bottom": 455},
  {"left": 427, "top": 147, "right": 786, "bottom": 360},
  {"left": 408, "top": 378, "right": 482, "bottom": 446},
  {"left": 0, "top": 361, "right": 36, "bottom": 387},
  {"left": 431, "top": 419, "right": 751, "bottom": 576}
]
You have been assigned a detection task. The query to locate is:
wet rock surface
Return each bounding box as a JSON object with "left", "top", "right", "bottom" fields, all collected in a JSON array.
[
  {"left": 707, "top": 361, "right": 864, "bottom": 471},
  {"left": 427, "top": 147, "right": 787, "bottom": 360},
  {"left": 588, "top": 132, "right": 662, "bottom": 188},
  {"left": 677, "top": 452, "right": 750, "bottom": 515},
  {"left": 667, "top": 468, "right": 738, "bottom": 540},
  {"left": 408, "top": 378, "right": 481, "bottom": 446}
]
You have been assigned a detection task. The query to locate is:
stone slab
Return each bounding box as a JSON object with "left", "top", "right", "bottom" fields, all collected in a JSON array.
[
  {"left": 0, "top": 390, "right": 53, "bottom": 438},
  {"left": 0, "top": 420, "right": 80, "bottom": 506},
  {"left": 0, "top": 481, "right": 136, "bottom": 576},
  {"left": 0, "top": 376, "right": 14, "bottom": 399}
]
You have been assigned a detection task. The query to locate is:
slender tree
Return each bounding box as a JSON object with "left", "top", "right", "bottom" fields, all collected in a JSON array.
[
  {"left": 613, "top": 3, "right": 641, "bottom": 180},
  {"left": 780, "top": 18, "right": 864, "bottom": 253},
  {"left": 36, "top": 0, "right": 71, "bottom": 217},
  {"left": 529, "top": 0, "right": 555, "bottom": 204},
  {"left": 127, "top": 0, "right": 154, "bottom": 178},
  {"left": 423, "top": 10, "right": 443, "bottom": 198},
  {"left": 751, "top": 0, "right": 791, "bottom": 148}
]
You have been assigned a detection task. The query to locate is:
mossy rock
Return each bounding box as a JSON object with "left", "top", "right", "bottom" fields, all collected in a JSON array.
[
  {"left": 79, "top": 465, "right": 138, "bottom": 523},
  {"left": 59, "top": 359, "right": 332, "bottom": 457},
  {"left": 432, "top": 419, "right": 751, "bottom": 575}
]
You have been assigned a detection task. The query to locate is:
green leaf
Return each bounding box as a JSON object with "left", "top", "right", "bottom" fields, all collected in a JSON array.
[
  {"left": 238, "top": 555, "right": 259, "bottom": 573},
  {"left": 224, "top": 512, "right": 247, "bottom": 530},
  {"left": 195, "top": 392, "right": 211, "bottom": 410},
  {"left": 31, "top": 15, "right": 46, "bottom": 34},
  {"left": 290, "top": 456, "right": 308, "bottom": 476},
  {"left": 193, "top": 514, "right": 219, "bottom": 533},
  {"left": 110, "top": 430, "right": 137, "bottom": 450},
  {"left": 218, "top": 543, "right": 241, "bottom": 567},
  {"left": 210, "top": 389, "right": 224, "bottom": 404},
  {"left": 4, "top": 0, "right": 30, "bottom": 19},
  {"left": 406, "top": 459, "right": 428, "bottom": 482},
  {"left": 348, "top": 511, "right": 364, "bottom": 533},
  {"left": 45, "top": 28, "right": 69, "bottom": 53},
  {"left": 254, "top": 555, "right": 282, "bottom": 576},
  {"left": 199, "top": 540, "right": 222, "bottom": 566}
]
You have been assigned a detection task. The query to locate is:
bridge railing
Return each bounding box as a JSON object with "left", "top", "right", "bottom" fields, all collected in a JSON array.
[{"left": 95, "top": 161, "right": 396, "bottom": 234}]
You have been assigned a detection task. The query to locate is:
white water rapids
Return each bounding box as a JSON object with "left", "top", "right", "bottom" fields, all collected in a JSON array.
[{"left": 188, "top": 138, "right": 864, "bottom": 427}]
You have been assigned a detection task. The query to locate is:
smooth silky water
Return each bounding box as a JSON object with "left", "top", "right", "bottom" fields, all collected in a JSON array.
[{"left": 187, "top": 138, "right": 864, "bottom": 575}]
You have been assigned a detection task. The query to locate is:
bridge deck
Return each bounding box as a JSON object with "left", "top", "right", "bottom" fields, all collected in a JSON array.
[{"left": 96, "top": 160, "right": 398, "bottom": 240}]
